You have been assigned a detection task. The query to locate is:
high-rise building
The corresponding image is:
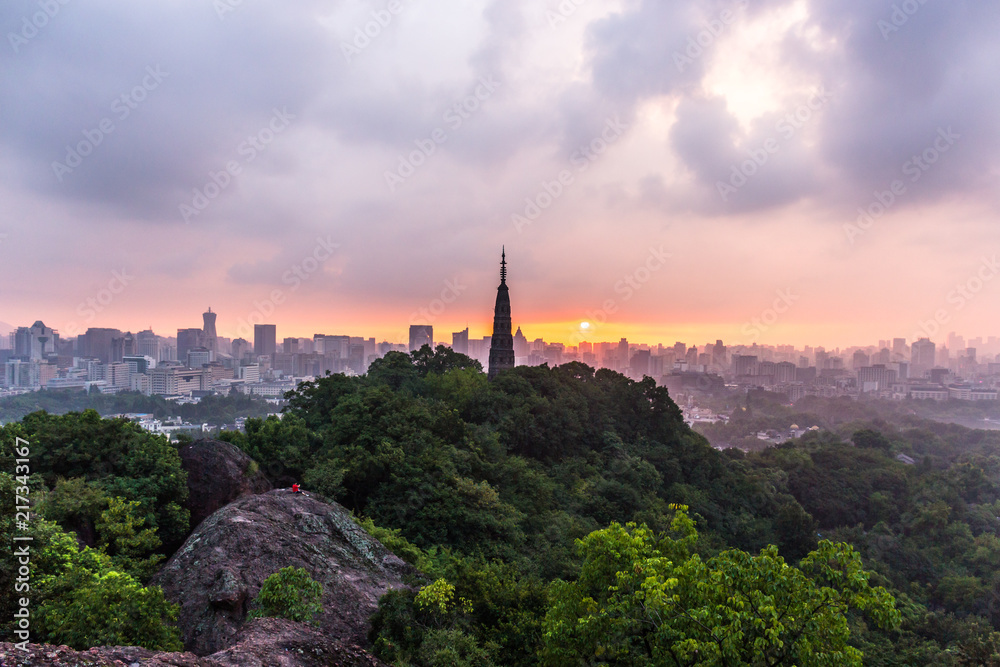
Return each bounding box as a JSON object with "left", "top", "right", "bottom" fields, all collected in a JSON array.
[
  {"left": 775, "top": 361, "right": 797, "bottom": 383},
  {"left": 13, "top": 321, "right": 58, "bottom": 360},
  {"left": 232, "top": 338, "right": 251, "bottom": 361},
  {"left": 712, "top": 340, "right": 727, "bottom": 369},
  {"left": 630, "top": 349, "right": 651, "bottom": 378},
  {"left": 893, "top": 338, "right": 907, "bottom": 358},
  {"left": 514, "top": 326, "right": 529, "bottom": 358},
  {"left": 732, "top": 355, "right": 759, "bottom": 377},
  {"left": 80, "top": 328, "right": 122, "bottom": 363},
  {"left": 203, "top": 308, "right": 218, "bottom": 356},
  {"left": 911, "top": 338, "right": 936, "bottom": 376},
  {"left": 177, "top": 328, "right": 203, "bottom": 363},
  {"left": 409, "top": 325, "right": 433, "bottom": 353},
  {"left": 283, "top": 337, "right": 299, "bottom": 354},
  {"left": 137, "top": 330, "right": 161, "bottom": 360},
  {"left": 254, "top": 324, "right": 277, "bottom": 357},
  {"left": 111, "top": 332, "right": 135, "bottom": 363},
  {"left": 452, "top": 328, "right": 469, "bottom": 356},
  {"left": 123, "top": 355, "right": 156, "bottom": 375},
  {"left": 947, "top": 332, "right": 965, "bottom": 356},
  {"left": 618, "top": 338, "right": 629, "bottom": 372},
  {"left": 488, "top": 248, "right": 514, "bottom": 380},
  {"left": 187, "top": 347, "right": 212, "bottom": 368}
]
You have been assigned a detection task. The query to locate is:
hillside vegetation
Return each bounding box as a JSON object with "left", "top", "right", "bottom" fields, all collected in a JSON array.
[{"left": 4, "top": 347, "right": 1000, "bottom": 664}]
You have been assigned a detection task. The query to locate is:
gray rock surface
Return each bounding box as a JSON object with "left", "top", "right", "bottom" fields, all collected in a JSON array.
[
  {"left": 177, "top": 439, "right": 272, "bottom": 530},
  {"left": 152, "top": 489, "right": 412, "bottom": 656}
]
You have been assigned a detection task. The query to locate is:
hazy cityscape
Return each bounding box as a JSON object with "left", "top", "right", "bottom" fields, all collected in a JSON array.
[{"left": 4, "top": 308, "right": 998, "bottom": 407}]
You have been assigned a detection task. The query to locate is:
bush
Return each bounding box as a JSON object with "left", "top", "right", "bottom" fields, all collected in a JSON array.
[{"left": 249, "top": 566, "right": 323, "bottom": 624}]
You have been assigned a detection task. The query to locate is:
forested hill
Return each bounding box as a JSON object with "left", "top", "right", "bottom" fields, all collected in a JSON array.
[
  {"left": 222, "top": 347, "right": 817, "bottom": 567},
  {"left": 5, "top": 346, "right": 1000, "bottom": 664}
]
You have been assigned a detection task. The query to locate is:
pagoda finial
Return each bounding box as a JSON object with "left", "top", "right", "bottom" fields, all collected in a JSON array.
[{"left": 500, "top": 247, "right": 507, "bottom": 284}]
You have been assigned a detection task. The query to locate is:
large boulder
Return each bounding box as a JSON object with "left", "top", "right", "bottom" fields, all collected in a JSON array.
[
  {"left": 153, "top": 489, "right": 412, "bottom": 656},
  {"left": 178, "top": 438, "right": 271, "bottom": 529}
]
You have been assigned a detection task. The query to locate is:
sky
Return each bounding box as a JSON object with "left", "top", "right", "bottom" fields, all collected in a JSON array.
[{"left": 1, "top": 0, "right": 999, "bottom": 350}]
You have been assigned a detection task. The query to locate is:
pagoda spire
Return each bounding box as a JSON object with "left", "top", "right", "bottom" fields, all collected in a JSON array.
[{"left": 488, "top": 248, "right": 515, "bottom": 381}]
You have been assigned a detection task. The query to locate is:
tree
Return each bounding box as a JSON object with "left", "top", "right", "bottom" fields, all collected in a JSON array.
[
  {"left": 1, "top": 411, "right": 190, "bottom": 545},
  {"left": 249, "top": 566, "right": 324, "bottom": 624},
  {"left": 411, "top": 345, "right": 483, "bottom": 376},
  {"left": 541, "top": 507, "right": 900, "bottom": 666},
  {"left": 0, "top": 473, "right": 181, "bottom": 651},
  {"left": 96, "top": 496, "right": 165, "bottom": 581},
  {"left": 37, "top": 476, "right": 109, "bottom": 545},
  {"left": 852, "top": 429, "right": 892, "bottom": 452},
  {"left": 36, "top": 570, "right": 182, "bottom": 651}
]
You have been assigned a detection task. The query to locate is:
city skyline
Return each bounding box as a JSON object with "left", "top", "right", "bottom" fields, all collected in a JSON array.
[
  {"left": 2, "top": 2, "right": 999, "bottom": 350},
  {"left": 4, "top": 313, "right": 998, "bottom": 361}
]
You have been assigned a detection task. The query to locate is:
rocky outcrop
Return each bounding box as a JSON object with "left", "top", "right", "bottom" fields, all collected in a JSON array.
[
  {"left": 0, "top": 642, "right": 212, "bottom": 666},
  {"left": 177, "top": 439, "right": 271, "bottom": 529},
  {"left": 0, "top": 618, "right": 386, "bottom": 666},
  {"left": 209, "top": 617, "right": 386, "bottom": 666},
  {"left": 152, "top": 489, "right": 412, "bottom": 656}
]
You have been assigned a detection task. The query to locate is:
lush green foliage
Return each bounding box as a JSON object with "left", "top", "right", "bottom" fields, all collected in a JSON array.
[
  {"left": 0, "top": 473, "right": 182, "bottom": 650},
  {"left": 0, "top": 410, "right": 190, "bottom": 546},
  {"left": 540, "top": 506, "right": 900, "bottom": 666},
  {"left": 7, "top": 349, "right": 1000, "bottom": 663},
  {"left": 249, "top": 566, "right": 324, "bottom": 624},
  {"left": 95, "top": 496, "right": 165, "bottom": 580},
  {"left": 37, "top": 570, "right": 182, "bottom": 651}
]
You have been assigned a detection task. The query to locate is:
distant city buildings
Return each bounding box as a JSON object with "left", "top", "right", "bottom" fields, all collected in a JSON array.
[
  {"left": 409, "top": 325, "right": 433, "bottom": 352},
  {"left": 254, "top": 324, "right": 277, "bottom": 357},
  {"left": 452, "top": 328, "right": 469, "bottom": 356},
  {"left": 203, "top": 308, "right": 218, "bottom": 357},
  {"left": 3, "top": 296, "right": 1000, "bottom": 411}
]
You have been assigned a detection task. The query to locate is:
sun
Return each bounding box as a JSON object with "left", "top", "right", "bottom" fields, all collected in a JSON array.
[{"left": 580, "top": 321, "right": 591, "bottom": 330}]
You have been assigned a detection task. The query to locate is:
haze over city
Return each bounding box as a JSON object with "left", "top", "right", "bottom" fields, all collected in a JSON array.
[{"left": 2, "top": 0, "right": 999, "bottom": 349}]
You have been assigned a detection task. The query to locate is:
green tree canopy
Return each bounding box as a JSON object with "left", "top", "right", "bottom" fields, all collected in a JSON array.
[{"left": 541, "top": 507, "right": 900, "bottom": 666}]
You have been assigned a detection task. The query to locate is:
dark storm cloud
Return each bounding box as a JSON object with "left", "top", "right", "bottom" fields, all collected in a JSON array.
[
  {"left": 1, "top": 0, "right": 335, "bottom": 220},
  {"left": 805, "top": 0, "right": 1000, "bottom": 206}
]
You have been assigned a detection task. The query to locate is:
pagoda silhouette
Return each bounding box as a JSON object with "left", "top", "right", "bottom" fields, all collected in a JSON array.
[{"left": 487, "top": 248, "right": 515, "bottom": 380}]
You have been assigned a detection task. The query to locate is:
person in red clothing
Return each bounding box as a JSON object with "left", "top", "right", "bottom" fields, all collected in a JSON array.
[{"left": 292, "top": 483, "right": 300, "bottom": 493}]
